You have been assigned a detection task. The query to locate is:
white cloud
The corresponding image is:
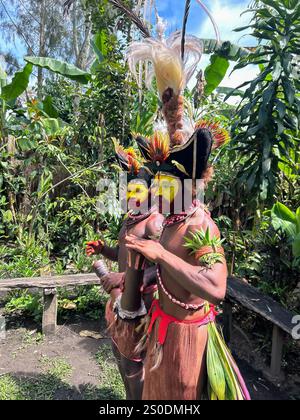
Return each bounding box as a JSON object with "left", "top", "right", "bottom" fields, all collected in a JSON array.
[
  {"left": 193, "top": 0, "right": 259, "bottom": 96},
  {"left": 196, "top": 0, "right": 253, "bottom": 46}
]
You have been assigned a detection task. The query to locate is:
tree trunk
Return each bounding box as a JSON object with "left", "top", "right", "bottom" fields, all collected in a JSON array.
[
  {"left": 37, "top": 0, "right": 46, "bottom": 98},
  {"left": 75, "top": 12, "right": 92, "bottom": 70}
]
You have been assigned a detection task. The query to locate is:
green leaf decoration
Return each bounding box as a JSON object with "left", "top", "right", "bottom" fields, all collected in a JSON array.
[
  {"left": 24, "top": 56, "right": 90, "bottom": 84},
  {"left": 184, "top": 227, "right": 224, "bottom": 251},
  {"left": 1, "top": 63, "right": 33, "bottom": 101},
  {"left": 206, "top": 314, "right": 247, "bottom": 400},
  {"left": 184, "top": 227, "right": 225, "bottom": 267},
  {"left": 207, "top": 331, "right": 226, "bottom": 400}
]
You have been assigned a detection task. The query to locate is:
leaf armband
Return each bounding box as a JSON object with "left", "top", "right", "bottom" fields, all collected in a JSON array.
[{"left": 184, "top": 227, "right": 225, "bottom": 268}]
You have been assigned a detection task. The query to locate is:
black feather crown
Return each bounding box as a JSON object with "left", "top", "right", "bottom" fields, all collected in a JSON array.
[{"left": 134, "top": 128, "right": 213, "bottom": 180}]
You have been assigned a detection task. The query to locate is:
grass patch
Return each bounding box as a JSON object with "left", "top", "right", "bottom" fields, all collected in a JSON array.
[
  {"left": 39, "top": 356, "right": 73, "bottom": 380},
  {"left": 0, "top": 375, "right": 24, "bottom": 400},
  {"left": 0, "top": 373, "right": 73, "bottom": 400},
  {"left": 90, "top": 343, "right": 125, "bottom": 400},
  {"left": 0, "top": 356, "right": 73, "bottom": 400}
]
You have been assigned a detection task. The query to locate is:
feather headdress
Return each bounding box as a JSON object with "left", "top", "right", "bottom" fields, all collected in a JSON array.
[
  {"left": 127, "top": 32, "right": 203, "bottom": 99},
  {"left": 195, "top": 119, "right": 230, "bottom": 149},
  {"left": 126, "top": 1, "right": 220, "bottom": 147},
  {"left": 113, "top": 139, "right": 143, "bottom": 176}
]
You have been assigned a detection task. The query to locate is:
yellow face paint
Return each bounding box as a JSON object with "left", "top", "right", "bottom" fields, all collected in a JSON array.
[
  {"left": 126, "top": 180, "right": 148, "bottom": 204},
  {"left": 152, "top": 173, "right": 180, "bottom": 203}
]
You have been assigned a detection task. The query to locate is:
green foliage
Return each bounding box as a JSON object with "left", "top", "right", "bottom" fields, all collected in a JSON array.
[
  {"left": 39, "top": 356, "right": 73, "bottom": 380},
  {"left": 0, "top": 375, "right": 24, "bottom": 400},
  {"left": 0, "top": 355, "right": 73, "bottom": 400},
  {"left": 0, "top": 235, "right": 50, "bottom": 278},
  {"left": 95, "top": 344, "right": 125, "bottom": 400},
  {"left": 58, "top": 286, "right": 108, "bottom": 320},
  {"left": 203, "top": 39, "right": 249, "bottom": 96},
  {"left": 217, "top": 215, "right": 300, "bottom": 309},
  {"left": 24, "top": 56, "right": 90, "bottom": 84},
  {"left": 3, "top": 285, "right": 108, "bottom": 322},
  {"left": 202, "top": 39, "right": 249, "bottom": 60},
  {"left": 269, "top": 202, "right": 300, "bottom": 262},
  {"left": 4, "top": 291, "right": 42, "bottom": 321},
  {"left": 0, "top": 63, "right": 33, "bottom": 101},
  {"left": 91, "top": 30, "right": 108, "bottom": 63},
  {"left": 228, "top": 0, "right": 300, "bottom": 205}
]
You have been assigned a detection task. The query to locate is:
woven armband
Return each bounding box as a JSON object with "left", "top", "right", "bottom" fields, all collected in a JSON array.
[{"left": 113, "top": 295, "right": 147, "bottom": 320}]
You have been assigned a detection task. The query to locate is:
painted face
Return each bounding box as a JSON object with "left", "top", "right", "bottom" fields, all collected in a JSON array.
[
  {"left": 127, "top": 180, "right": 148, "bottom": 209},
  {"left": 152, "top": 173, "right": 180, "bottom": 203}
]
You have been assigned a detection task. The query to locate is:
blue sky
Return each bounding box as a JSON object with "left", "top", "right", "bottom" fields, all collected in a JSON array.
[
  {"left": 157, "top": 0, "right": 252, "bottom": 43},
  {"left": 0, "top": 0, "right": 258, "bottom": 90},
  {"left": 155, "top": 0, "right": 258, "bottom": 90}
]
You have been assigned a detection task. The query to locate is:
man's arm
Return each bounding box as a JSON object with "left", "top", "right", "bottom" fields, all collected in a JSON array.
[
  {"left": 125, "top": 235, "right": 227, "bottom": 305},
  {"left": 120, "top": 213, "right": 164, "bottom": 312},
  {"left": 157, "top": 249, "right": 227, "bottom": 305},
  {"left": 100, "top": 244, "right": 119, "bottom": 262}
]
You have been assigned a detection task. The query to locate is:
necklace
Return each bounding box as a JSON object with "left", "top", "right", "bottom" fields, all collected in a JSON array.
[
  {"left": 125, "top": 206, "right": 156, "bottom": 227},
  {"left": 163, "top": 200, "right": 207, "bottom": 228},
  {"left": 156, "top": 266, "right": 205, "bottom": 311}
]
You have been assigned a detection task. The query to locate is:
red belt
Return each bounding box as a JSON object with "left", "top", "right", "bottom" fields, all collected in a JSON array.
[{"left": 147, "top": 299, "right": 217, "bottom": 346}]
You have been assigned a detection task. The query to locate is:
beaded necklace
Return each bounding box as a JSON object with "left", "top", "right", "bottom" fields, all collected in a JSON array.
[
  {"left": 162, "top": 200, "right": 208, "bottom": 228},
  {"left": 156, "top": 265, "right": 205, "bottom": 311}
]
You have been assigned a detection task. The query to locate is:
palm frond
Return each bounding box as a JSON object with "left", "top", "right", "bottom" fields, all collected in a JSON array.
[
  {"left": 205, "top": 307, "right": 251, "bottom": 400},
  {"left": 108, "top": 0, "right": 150, "bottom": 38},
  {"left": 63, "top": 0, "right": 75, "bottom": 16}
]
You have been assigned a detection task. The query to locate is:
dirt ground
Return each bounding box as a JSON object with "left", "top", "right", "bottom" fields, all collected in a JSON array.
[{"left": 0, "top": 313, "right": 299, "bottom": 400}]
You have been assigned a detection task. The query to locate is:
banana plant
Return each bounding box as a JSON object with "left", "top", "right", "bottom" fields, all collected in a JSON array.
[
  {"left": 267, "top": 202, "right": 300, "bottom": 265},
  {"left": 0, "top": 63, "right": 34, "bottom": 141},
  {"left": 202, "top": 40, "right": 249, "bottom": 96},
  {"left": 24, "top": 57, "right": 90, "bottom": 84},
  {"left": 24, "top": 29, "right": 108, "bottom": 83}
]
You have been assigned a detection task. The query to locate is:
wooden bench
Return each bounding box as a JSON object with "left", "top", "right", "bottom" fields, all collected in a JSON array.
[
  {"left": 223, "top": 276, "right": 297, "bottom": 383},
  {"left": 0, "top": 273, "right": 102, "bottom": 335}
]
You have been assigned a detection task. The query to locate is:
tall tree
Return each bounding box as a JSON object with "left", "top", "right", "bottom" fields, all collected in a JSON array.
[{"left": 0, "top": 0, "right": 93, "bottom": 93}]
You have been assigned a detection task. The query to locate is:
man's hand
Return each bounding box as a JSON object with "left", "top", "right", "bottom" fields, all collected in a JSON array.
[
  {"left": 101, "top": 272, "right": 124, "bottom": 293},
  {"left": 125, "top": 234, "right": 165, "bottom": 263},
  {"left": 86, "top": 240, "right": 104, "bottom": 256}
]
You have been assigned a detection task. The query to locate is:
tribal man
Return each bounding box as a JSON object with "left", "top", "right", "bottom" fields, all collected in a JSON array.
[
  {"left": 86, "top": 144, "right": 164, "bottom": 400},
  {"left": 117, "top": 0, "right": 250, "bottom": 398}
]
